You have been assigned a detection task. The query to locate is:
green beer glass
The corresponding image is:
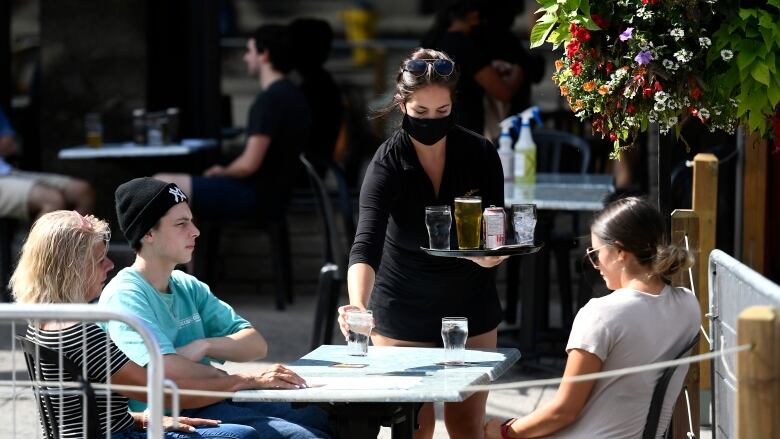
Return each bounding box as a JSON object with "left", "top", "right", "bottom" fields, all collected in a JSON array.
[{"left": 454, "top": 196, "right": 482, "bottom": 249}]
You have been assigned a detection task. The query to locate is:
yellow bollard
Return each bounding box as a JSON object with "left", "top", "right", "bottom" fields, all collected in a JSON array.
[{"left": 342, "top": 7, "right": 377, "bottom": 66}]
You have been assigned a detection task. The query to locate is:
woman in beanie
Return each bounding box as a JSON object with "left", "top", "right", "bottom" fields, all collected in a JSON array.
[
  {"left": 11, "top": 210, "right": 260, "bottom": 439},
  {"left": 484, "top": 197, "right": 700, "bottom": 438}
]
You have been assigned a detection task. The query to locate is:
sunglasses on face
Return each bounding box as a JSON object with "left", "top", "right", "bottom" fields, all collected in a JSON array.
[
  {"left": 403, "top": 59, "right": 455, "bottom": 78},
  {"left": 585, "top": 244, "right": 608, "bottom": 268}
]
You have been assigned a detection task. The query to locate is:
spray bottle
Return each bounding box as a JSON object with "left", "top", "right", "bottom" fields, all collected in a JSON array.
[
  {"left": 497, "top": 116, "right": 517, "bottom": 198},
  {"left": 514, "top": 106, "right": 542, "bottom": 186}
]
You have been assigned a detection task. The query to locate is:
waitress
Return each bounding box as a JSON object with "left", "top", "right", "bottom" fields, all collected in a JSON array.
[{"left": 338, "top": 48, "right": 507, "bottom": 439}]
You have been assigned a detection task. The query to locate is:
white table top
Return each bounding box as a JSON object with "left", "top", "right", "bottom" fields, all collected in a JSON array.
[
  {"left": 58, "top": 139, "right": 218, "bottom": 159},
  {"left": 505, "top": 173, "right": 615, "bottom": 211},
  {"left": 233, "top": 345, "right": 520, "bottom": 403}
]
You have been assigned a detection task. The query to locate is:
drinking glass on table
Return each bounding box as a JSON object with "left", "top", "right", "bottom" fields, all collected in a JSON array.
[
  {"left": 441, "top": 317, "right": 468, "bottom": 365},
  {"left": 454, "top": 196, "right": 482, "bottom": 249},
  {"left": 425, "top": 205, "right": 452, "bottom": 250},
  {"left": 511, "top": 203, "right": 537, "bottom": 245},
  {"left": 346, "top": 309, "right": 373, "bottom": 356},
  {"left": 84, "top": 113, "right": 103, "bottom": 148}
]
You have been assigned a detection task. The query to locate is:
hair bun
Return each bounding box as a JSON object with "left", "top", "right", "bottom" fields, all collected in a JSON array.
[{"left": 652, "top": 244, "right": 694, "bottom": 280}]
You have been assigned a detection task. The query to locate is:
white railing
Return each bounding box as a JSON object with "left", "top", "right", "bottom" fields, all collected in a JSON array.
[
  {"left": 0, "top": 304, "right": 165, "bottom": 439},
  {"left": 709, "top": 250, "right": 780, "bottom": 438}
]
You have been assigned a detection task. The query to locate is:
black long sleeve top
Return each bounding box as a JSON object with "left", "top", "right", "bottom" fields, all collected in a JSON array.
[{"left": 348, "top": 125, "right": 505, "bottom": 341}]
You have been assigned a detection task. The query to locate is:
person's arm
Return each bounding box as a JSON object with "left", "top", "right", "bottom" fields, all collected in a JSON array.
[
  {"left": 175, "top": 327, "right": 268, "bottom": 363},
  {"left": 504, "top": 349, "right": 602, "bottom": 437},
  {"left": 204, "top": 134, "right": 269, "bottom": 178},
  {"left": 0, "top": 135, "right": 17, "bottom": 157},
  {"left": 112, "top": 360, "right": 307, "bottom": 409},
  {"left": 474, "top": 64, "right": 522, "bottom": 102}
]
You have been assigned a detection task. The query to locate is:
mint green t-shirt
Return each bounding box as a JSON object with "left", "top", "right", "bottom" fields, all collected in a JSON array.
[{"left": 99, "top": 267, "right": 252, "bottom": 368}]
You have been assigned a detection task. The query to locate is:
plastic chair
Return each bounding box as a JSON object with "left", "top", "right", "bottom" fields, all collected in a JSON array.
[
  {"left": 16, "top": 335, "right": 100, "bottom": 439},
  {"left": 301, "top": 154, "right": 346, "bottom": 349},
  {"left": 643, "top": 333, "right": 701, "bottom": 439}
]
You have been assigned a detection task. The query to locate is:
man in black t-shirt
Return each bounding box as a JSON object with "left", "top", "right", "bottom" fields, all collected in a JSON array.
[{"left": 155, "top": 24, "right": 311, "bottom": 220}]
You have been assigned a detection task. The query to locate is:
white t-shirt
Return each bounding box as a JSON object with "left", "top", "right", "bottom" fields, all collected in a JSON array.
[{"left": 549, "top": 285, "right": 700, "bottom": 439}]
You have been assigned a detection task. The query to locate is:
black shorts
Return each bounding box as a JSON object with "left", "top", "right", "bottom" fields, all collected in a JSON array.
[
  {"left": 191, "top": 176, "right": 259, "bottom": 220},
  {"left": 368, "top": 288, "right": 503, "bottom": 343}
]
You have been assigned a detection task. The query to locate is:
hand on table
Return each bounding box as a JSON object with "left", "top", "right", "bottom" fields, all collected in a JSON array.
[
  {"left": 337, "top": 304, "right": 374, "bottom": 339},
  {"left": 460, "top": 255, "right": 509, "bottom": 268},
  {"left": 203, "top": 165, "right": 225, "bottom": 177},
  {"left": 241, "top": 363, "right": 308, "bottom": 390}
]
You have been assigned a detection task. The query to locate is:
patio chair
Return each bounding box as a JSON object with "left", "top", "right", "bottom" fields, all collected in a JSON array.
[
  {"left": 301, "top": 154, "right": 346, "bottom": 349},
  {"left": 16, "top": 335, "right": 100, "bottom": 439},
  {"left": 643, "top": 332, "right": 701, "bottom": 439}
]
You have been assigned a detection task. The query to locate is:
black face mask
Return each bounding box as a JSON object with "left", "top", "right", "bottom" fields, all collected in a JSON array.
[{"left": 402, "top": 113, "right": 454, "bottom": 146}]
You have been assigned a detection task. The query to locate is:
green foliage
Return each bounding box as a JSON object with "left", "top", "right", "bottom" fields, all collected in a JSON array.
[{"left": 709, "top": 7, "right": 780, "bottom": 138}]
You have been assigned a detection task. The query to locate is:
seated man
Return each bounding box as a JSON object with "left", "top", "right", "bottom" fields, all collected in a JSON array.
[
  {"left": 155, "top": 24, "right": 310, "bottom": 220},
  {"left": 0, "top": 106, "right": 94, "bottom": 221},
  {"left": 100, "top": 177, "right": 331, "bottom": 439}
]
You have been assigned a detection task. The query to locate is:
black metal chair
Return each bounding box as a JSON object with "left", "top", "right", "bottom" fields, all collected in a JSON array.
[
  {"left": 16, "top": 335, "right": 100, "bottom": 439},
  {"left": 301, "top": 154, "right": 346, "bottom": 350},
  {"left": 643, "top": 333, "right": 701, "bottom": 439}
]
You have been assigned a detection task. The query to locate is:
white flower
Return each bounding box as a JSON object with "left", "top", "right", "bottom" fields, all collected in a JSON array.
[
  {"left": 699, "top": 108, "right": 711, "bottom": 119},
  {"left": 557, "top": 0, "right": 566, "bottom": 4},
  {"left": 721, "top": 49, "right": 734, "bottom": 61},
  {"left": 637, "top": 7, "right": 653, "bottom": 20},
  {"left": 623, "top": 87, "right": 637, "bottom": 98},
  {"left": 699, "top": 37, "right": 711, "bottom": 48},
  {"left": 655, "top": 91, "right": 669, "bottom": 103},
  {"left": 667, "top": 116, "right": 678, "bottom": 125},
  {"left": 674, "top": 49, "right": 692, "bottom": 63},
  {"left": 670, "top": 28, "right": 685, "bottom": 40},
  {"left": 654, "top": 102, "right": 666, "bottom": 111}
]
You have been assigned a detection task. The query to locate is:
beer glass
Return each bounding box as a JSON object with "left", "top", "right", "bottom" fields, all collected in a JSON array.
[
  {"left": 454, "top": 196, "right": 482, "bottom": 249},
  {"left": 441, "top": 317, "right": 468, "bottom": 365},
  {"left": 346, "top": 309, "right": 373, "bottom": 356},
  {"left": 512, "top": 204, "right": 537, "bottom": 245},
  {"left": 84, "top": 113, "right": 103, "bottom": 148},
  {"left": 425, "top": 205, "right": 451, "bottom": 250}
]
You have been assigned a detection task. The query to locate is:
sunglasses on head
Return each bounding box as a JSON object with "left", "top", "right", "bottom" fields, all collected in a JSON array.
[
  {"left": 585, "top": 244, "right": 608, "bottom": 268},
  {"left": 403, "top": 59, "right": 455, "bottom": 78}
]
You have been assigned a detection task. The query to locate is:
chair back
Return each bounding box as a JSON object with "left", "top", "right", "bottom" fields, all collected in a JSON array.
[
  {"left": 533, "top": 129, "right": 592, "bottom": 174},
  {"left": 16, "top": 335, "right": 100, "bottom": 439},
  {"left": 642, "top": 332, "right": 701, "bottom": 439},
  {"left": 300, "top": 154, "right": 343, "bottom": 270}
]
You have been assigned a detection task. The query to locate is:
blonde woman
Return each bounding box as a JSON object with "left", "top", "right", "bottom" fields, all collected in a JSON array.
[{"left": 11, "top": 210, "right": 260, "bottom": 439}]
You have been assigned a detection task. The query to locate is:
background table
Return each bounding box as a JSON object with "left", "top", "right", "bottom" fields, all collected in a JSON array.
[
  {"left": 234, "top": 345, "right": 520, "bottom": 438},
  {"left": 58, "top": 140, "right": 218, "bottom": 159},
  {"left": 503, "top": 172, "right": 615, "bottom": 358}
]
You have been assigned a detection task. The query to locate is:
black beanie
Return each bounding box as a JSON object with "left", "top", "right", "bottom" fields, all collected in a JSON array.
[{"left": 115, "top": 177, "right": 189, "bottom": 248}]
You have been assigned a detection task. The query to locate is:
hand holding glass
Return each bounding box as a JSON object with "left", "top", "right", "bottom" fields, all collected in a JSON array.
[
  {"left": 425, "top": 205, "right": 451, "bottom": 250},
  {"left": 346, "top": 310, "right": 373, "bottom": 356},
  {"left": 441, "top": 317, "right": 468, "bottom": 365}
]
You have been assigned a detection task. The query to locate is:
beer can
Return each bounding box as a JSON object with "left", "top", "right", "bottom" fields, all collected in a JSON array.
[{"left": 483, "top": 206, "right": 506, "bottom": 249}]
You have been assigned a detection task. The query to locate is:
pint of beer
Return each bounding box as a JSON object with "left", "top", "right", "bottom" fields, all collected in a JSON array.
[{"left": 454, "top": 196, "right": 482, "bottom": 249}]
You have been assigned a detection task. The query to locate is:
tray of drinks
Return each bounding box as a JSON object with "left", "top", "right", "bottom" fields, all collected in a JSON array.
[{"left": 420, "top": 242, "right": 544, "bottom": 257}]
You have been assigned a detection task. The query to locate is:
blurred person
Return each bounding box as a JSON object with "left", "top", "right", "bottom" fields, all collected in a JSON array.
[
  {"left": 484, "top": 197, "right": 699, "bottom": 438},
  {"left": 289, "top": 17, "right": 345, "bottom": 177},
  {"left": 11, "top": 210, "right": 261, "bottom": 439},
  {"left": 337, "top": 48, "right": 508, "bottom": 439},
  {"left": 155, "top": 24, "right": 310, "bottom": 221},
  {"left": 0, "top": 106, "right": 94, "bottom": 221},
  {"left": 99, "top": 177, "right": 332, "bottom": 439},
  {"left": 421, "top": 0, "right": 523, "bottom": 136}
]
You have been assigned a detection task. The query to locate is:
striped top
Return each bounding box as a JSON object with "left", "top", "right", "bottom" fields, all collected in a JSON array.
[{"left": 26, "top": 323, "right": 136, "bottom": 438}]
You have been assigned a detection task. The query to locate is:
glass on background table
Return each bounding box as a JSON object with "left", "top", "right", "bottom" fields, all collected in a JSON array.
[{"left": 233, "top": 345, "right": 520, "bottom": 439}]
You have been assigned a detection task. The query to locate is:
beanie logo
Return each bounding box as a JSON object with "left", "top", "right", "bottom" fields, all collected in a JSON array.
[{"left": 169, "top": 187, "right": 187, "bottom": 203}]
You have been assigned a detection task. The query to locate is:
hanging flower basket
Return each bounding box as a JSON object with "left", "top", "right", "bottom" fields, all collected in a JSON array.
[{"left": 530, "top": 0, "right": 778, "bottom": 157}]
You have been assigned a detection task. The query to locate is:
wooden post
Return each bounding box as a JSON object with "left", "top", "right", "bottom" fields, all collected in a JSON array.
[
  {"left": 692, "top": 153, "right": 717, "bottom": 391},
  {"left": 742, "top": 133, "right": 767, "bottom": 273},
  {"left": 669, "top": 210, "right": 700, "bottom": 438},
  {"left": 737, "top": 306, "right": 780, "bottom": 439}
]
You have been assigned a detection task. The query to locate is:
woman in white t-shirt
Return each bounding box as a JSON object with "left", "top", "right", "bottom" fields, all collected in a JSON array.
[{"left": 485, "top": 197, "right": 700, "bottom": 439}]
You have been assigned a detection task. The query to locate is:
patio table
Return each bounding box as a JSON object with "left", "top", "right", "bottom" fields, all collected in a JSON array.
[{"left": 233, "top": 345, "right": 520, "bottom": 439}]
